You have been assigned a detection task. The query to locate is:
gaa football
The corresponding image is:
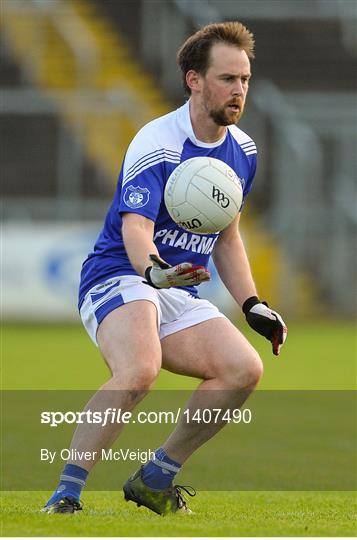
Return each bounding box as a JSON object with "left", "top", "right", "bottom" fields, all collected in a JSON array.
[{"left": 164, "top": 157, "right": 243, "bottom": 234}]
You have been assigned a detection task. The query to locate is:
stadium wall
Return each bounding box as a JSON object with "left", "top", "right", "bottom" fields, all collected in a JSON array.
[{"left": 2, "top": 223, "right": 239, "bottom": 321}]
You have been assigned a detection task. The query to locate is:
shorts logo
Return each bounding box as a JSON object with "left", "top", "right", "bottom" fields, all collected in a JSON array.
[{"left": 124, "top": 186, "right": 150, "bottom": 209}]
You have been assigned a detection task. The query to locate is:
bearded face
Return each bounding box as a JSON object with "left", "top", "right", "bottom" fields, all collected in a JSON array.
[
  {"left": 199, "top": 44, "right": 251, "bottom": 127},
  {"left": 203, "top": 84, "right": 245, "bottom": 126}
]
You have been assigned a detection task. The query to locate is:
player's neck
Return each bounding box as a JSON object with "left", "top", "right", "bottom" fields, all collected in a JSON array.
[{"left": 189, "top": 100, "right": 226, "bottom": 143}]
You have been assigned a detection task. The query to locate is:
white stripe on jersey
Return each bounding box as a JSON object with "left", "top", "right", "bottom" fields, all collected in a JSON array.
[
  {"left": 123, "top": 154, "right": 181, "bottom": 186},
  {"left": 126, "top": 148, "right": 181, "bottom": 178},
  {"left": 241, "top": 142, "right": 256, "bottom": 150},
  {"left": 240, "top": 142, "right": 257, "bottom": 156},
  {"left": 227, "top": 125, "right": 257, "bottom": 157},
  {"left": 125, "top": 150, "right": 181, "bottom": 182}
]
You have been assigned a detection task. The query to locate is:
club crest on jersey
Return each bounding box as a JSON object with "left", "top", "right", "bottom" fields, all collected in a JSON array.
[{"left": 124, "top": 185, "right": 150, "bottom": 209}]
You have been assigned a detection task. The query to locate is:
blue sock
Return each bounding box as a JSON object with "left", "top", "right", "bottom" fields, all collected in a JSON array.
[
  {"left": 45, "top": 464, "right": 88, "bottom": 506},
  {"left": 141, "top": 448, "right": 181, "bottom": 490}
]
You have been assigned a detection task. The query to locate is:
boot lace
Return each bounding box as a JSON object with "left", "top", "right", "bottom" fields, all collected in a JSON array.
[{"left": 174, "top": 484, "right": 196, "bottom": 509}]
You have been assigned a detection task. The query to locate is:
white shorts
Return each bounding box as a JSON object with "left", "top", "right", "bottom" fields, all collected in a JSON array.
[{"left": 80, "top": 275, "right": 226, "bottom": 345}]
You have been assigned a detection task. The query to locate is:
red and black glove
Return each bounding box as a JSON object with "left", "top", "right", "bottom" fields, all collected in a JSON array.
[
  {"left": 243, "top": 296, "right": 288, "bottom": 355},
  {"left": 145, "top": 254, "right": 210, "bottom": 289}
]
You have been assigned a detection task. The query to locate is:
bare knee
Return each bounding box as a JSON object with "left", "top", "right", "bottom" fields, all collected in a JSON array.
[
  {"left": 110, "top": 359, "right": 161, "bottom": 392},
  {"left": 131, "top": 361, "right": 161, "bottom": 390},
  {"left": 241, "top": 350, "right": 264, "bottom": 389},
  {"left": 220, "top": 349, "right": 263, "bottom": 390}
]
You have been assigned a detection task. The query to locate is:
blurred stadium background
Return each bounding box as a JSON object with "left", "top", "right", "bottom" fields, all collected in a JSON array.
[{"left": 1, "top": 0, "right": 356, "bottom": 324}]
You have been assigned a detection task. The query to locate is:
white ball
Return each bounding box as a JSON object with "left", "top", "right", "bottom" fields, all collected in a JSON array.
[{"left": 164, "top": 157, "right": 243, "bottom": 234}]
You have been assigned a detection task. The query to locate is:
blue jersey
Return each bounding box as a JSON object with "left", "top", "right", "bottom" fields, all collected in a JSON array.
[{"left": 78, "top": 100, "right": 257, "bottom": 308}]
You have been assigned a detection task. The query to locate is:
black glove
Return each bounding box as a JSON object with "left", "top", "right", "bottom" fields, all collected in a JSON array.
[{"left": 242, "top": 296, "right": 287, "bottom": 355}]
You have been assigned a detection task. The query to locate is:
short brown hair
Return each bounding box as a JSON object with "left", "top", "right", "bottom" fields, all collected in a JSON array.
[{"left": 177, "top": 21, "right": 255, "bottom": 95}]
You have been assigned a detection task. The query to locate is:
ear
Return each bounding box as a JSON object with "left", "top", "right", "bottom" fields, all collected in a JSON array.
[{"left": 186, "top": 70, "right": 202, "bottom": 93}]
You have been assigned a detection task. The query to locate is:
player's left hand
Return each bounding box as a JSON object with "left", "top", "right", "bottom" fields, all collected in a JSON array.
[{"left": 242, "top": 296, "right": 288, "bottom": 355}]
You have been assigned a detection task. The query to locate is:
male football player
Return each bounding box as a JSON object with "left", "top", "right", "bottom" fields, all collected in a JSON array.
[{"left": 43, "top": 21, "right": 287, "bottom": 515}]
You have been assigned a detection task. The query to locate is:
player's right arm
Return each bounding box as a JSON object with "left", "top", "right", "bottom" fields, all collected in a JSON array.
[
  {"left": 122, "top": 213, "right": 210, "bottom": 288},
  {"left": 122, "top": 213, "right": 158, "bottom": 276}
]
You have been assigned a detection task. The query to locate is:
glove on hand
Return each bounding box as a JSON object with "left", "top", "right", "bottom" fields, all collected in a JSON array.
[
  {"left": 145, "top": 254, "right": 210, "bottom": 289},
  {"left": 242, "top": 296, "right": 288, "bottom": 355}
]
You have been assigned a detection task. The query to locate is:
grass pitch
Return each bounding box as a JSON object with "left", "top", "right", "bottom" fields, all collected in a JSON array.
[
  {"left": 3, "top": 320, "right": 356, "bottom": 391},
  {"left": 1, "top": 320, "right": 356, "bottom": 536},
  {"left": 2, "top": 491, "right": 356, "bottom": 537}
]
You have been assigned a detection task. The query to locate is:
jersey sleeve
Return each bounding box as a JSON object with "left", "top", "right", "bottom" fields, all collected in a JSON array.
[
  {"left": 229, "top": 126, "right": 258, "bottom": 211},
  {"left": 242, "top": 152, "right": 257, "bottom": 199},
  {"left": 117, "top": 128, "right": 166, "bottom": 221},
  {"left": 236, "top": 151, "right": 257, "bottom": 212}
]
